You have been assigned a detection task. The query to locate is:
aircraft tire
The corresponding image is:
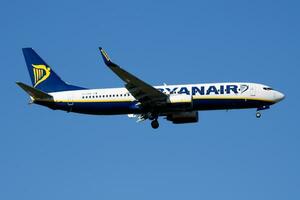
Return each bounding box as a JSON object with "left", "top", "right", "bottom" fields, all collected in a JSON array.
[
  {"left": 151, "top": 120, "right": 159, "bottom": 129},
  {"left": 256, "top": 111, "right": 261, "bottom": 118}
]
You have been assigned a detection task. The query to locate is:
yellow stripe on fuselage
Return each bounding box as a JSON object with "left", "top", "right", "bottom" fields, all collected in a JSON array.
[
  {"left": 54, "top": 99, "right": 133, "bottom": 103},
  {"left": 193, "top": 96, "right": 275, "bottom": 103},
  {"left": 52, "top": 96, "right": 275, "bottom": 104}
]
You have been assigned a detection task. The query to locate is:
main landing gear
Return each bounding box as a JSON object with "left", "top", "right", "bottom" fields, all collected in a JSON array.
[
  {"left": 148, "top": 113, "right": 159, "bottom": 129},
  {"left": 151, "top": 120, "right": 159, "bottom": 129}
]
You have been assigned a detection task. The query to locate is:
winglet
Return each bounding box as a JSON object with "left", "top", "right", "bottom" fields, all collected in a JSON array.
[{"left": 99, "top": 47, "right": 113, "bottom": 66}]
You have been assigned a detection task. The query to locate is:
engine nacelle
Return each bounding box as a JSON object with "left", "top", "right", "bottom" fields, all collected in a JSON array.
[{"left": 167, "top": 111, "right": 199, "bottom": 124}]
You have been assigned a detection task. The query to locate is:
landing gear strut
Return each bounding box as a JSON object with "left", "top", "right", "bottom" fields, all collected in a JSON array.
[
  {"left": 151, "top": 120, "right": 159, "bottom": 129},
  {"left": 256, "top": 106, "right": 270, "bottom": 118}
]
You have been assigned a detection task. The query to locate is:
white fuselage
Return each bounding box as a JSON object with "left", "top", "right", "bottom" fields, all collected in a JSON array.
[
  {"left": 46, "top": 82, "right": 284, "bottom": 115},
  {"left": 50, "top": 82, "right": 284, "bottom": 104}
]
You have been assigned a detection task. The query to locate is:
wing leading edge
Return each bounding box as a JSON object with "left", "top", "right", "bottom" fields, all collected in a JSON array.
[{"left": 99, "top": 48, "right": 168, "bottom": 107}]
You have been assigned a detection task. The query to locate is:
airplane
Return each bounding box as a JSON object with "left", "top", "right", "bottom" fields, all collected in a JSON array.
[{"left": 17, "top": 47, "right": 285, "bottom": 129}]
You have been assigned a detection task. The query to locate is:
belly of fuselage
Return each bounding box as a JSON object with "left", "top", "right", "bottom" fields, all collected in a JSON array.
[
  {"left": 36, "top": 97, "right": 272, "bottom": 115},
  {"left": 193, "top": 98, "right": 272, "bottom": 110}
]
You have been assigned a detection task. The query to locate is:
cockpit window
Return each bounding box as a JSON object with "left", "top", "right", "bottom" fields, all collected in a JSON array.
[{"left": 263, "top": 87, "right": 273, "bottom": 91}]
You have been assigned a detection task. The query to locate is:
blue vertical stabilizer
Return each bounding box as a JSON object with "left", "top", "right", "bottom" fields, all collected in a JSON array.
[{"left": 22, "top": 48, "right": 85, "bottom": 92}]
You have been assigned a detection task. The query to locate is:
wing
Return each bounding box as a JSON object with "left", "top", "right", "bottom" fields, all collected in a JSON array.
[{"left": 99, "top": 47, "right": 168, "bottom": 107}]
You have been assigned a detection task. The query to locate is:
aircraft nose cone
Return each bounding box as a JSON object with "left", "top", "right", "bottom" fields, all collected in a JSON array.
[{"left": 275, "top": 91, "right": 285, "bottom": 102}]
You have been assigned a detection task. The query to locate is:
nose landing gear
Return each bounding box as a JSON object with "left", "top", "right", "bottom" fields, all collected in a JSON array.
[
  {"left": 256, "top": 105, "right": 270, "bottom": 118},
  {"left": 256, "top": 111, "right": 262, "bottom": 118}
]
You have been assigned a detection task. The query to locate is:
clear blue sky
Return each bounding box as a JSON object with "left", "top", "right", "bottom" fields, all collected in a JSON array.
[{"left": 1, "top": 0, "right": 299, "bottom": 199}]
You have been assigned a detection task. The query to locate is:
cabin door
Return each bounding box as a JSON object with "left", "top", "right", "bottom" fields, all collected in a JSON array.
[
  {"left": 67, "top": 95, "right": 74, "bottom": 112},
  {"left": 250, "top": 85, "right": 256, "bottom": 96}
]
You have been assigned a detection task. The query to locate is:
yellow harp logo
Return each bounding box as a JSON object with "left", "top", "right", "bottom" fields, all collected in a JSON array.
[{"left": 32, "top": 64, "right": 51, "bottom": 87}]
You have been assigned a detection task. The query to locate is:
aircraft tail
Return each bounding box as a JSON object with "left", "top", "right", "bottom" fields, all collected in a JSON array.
[{"left": 22, "top": 48, "right": 84, "bottom": 93}]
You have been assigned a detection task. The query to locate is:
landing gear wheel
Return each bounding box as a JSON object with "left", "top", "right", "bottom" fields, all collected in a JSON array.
[
  {"left": 256, "top": 111, "right": 261, "bottom": 118},
  {"left": 151, "top": 120, "right": 159, "bottom": 129}
]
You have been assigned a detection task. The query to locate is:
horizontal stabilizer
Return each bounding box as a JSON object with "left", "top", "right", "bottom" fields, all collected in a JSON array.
[{"left": 16, "top": 82, "right": 53, "bottom": 101}]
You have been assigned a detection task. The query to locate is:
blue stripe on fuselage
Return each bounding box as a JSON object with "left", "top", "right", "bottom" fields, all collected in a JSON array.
[
  {"left": 36, "top": 97, "right": 274, "bottom": 115},
  {"left": 192, "top": 98, "right": 273, "bottom": 110}
]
